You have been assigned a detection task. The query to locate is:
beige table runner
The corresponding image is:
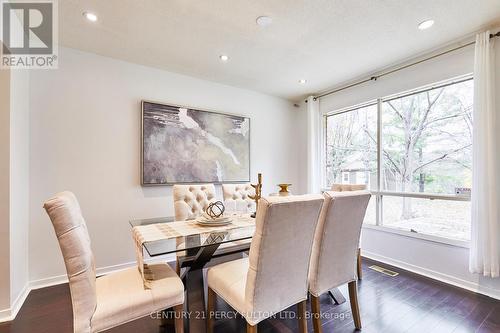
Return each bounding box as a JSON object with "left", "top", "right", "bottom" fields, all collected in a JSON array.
[{"left": 132, "top": 214, "right": 255, "bottom": 288}]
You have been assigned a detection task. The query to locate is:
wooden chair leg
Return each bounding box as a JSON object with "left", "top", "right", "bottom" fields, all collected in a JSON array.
[
  {"left": 176, "top": 257, "right": 181, "bottom": 275},
  {"left": 247, "top": 323, "right": 257, "bottom": 333},
  {"left": 297, "top": 300, "right": 307, "bottom": 333},
  {"left": 207, "top": 287, "right": 216, "bottom": 333},
  {"left": 310, "top": 294, "right": 323, "bottom": 333},
  {"left": 357, "top": 248, "right": 362, "bottom": 280},
  {"left": 174, "top": 304, "right": 184, "bottom": 333},
  {"left": 348, "top": 281, "right": 362, "bottom": 330},
  {"left": 160, "top": 310, "right": 171, "bottom": 328}
]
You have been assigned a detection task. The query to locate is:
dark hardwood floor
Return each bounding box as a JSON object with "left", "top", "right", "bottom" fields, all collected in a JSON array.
[{"left": 0, "top": 258, "right": 498, "bottom": 333}]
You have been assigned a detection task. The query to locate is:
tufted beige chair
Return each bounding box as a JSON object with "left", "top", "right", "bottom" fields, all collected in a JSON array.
[
  {"left": 331, "top": 183, "right": 368, "bottom": 279},
  {"left": 173, "top": 184, "right": 216, "bottom": 273},
  {"left": 222, "top": 183, "right": 256, "bottom": 213},
  {"left": 172, "top": 184, "right": 250, "bottom": 272},
  {"left": 173, "top": 184, "right": 216, "bottom": 221},
  {"left": 206, "top": 195, "right": 325, "bottom": 333},
  {"left": 44, "top": 191, "right": 184, "bottom": 333},
  {"left": 308, "top": 190, "right": 371, "bottom": 332}
]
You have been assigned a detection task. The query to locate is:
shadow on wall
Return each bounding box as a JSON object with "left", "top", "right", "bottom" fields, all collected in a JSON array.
[
  {"left": 140, "top": 184, "right": 225, "bottom": 207},
  {"left": 141, "top": 185, "right": 173, "bottom": 198}
]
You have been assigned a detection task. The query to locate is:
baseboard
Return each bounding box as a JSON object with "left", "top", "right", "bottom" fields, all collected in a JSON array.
[
  {"left": 363, "top": 250, "right": 500, "bottom": 300},
  {"left": 28, "top": 273, "right": 68, "bottom": 291},
  {"left": 0, "top": 308, "right": 11, "bottom": 323},
  {"left": 10, "top": 284, "right": 30, "bottom": 319},
  {"left": 0, "top": 283, "right": 30, "bottom": 323}
]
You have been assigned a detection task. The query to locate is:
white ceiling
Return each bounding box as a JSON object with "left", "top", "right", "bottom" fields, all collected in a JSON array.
[{"left": 59, "top": 0, "right": 500, "bottom": 101}]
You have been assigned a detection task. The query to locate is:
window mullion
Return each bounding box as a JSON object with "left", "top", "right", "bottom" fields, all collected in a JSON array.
[{"left": 376, "top": 98, "right": 383, "bottom": 226}]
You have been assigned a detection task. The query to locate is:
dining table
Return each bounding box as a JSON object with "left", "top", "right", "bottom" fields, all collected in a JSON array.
[
  {"left": 130, "top": 214, "right": 255, "bottom": 332},
  {"left": 130, "top": 213, "right": 346, "bottom": 332}
]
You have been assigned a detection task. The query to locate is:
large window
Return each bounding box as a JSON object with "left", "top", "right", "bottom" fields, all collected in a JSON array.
[
  {"left": 325, "top": 103, "right": 378, "bottom": 225},
  {"left": 325, "top": 103, "right": 377, "bottom": 189},
  {"left": 325, "top": 76, "right": 473, "bottom": 241}
]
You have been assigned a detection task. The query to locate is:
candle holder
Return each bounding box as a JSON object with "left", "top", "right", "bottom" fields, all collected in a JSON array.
[
  {"left": 248, "top": 173, "right": 262, "bottom": 218},
  {"left": 278, "top": 183, "right": 292, "bottom": 196}
]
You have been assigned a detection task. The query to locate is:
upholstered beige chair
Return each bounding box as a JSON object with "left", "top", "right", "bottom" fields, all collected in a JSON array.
[
  {"left": 44, "top": 191, "right": 184, "bottom": 333},
  {"left": 173, "top": 184, "right": 217, "bottom": 221},
  {"left": 222, "top": 183, "right": 256, "bottom": 212},
  {"left": 308, "top": 190, "right": 371, "bottom": 332},
  {"left": 331, "top": 183, "right": 368, "bottom": 279},
  {"left": 173, "top": 184, "right": 247, "bottom": 272},
  {"left": 206, "top": 194, "right": 325, "bottom": 333}
]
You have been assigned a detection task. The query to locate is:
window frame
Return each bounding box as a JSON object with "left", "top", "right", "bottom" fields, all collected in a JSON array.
[
  {"left": 323, "top": 99, "right": 378, "bottom": 189},
  {"left": 322, "top": 74, "right": 473, "bottom": 245}
]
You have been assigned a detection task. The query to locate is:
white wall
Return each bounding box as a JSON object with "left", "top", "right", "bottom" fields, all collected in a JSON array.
[
  {"left": 294, "top": 103, "right": 308, "bottom": 194},
  {"left": 320, "top": 39, "right": 500, "bottom": 298},
  {"left": 319, "top": 44, "right": 475, "bottom": 113},
  {"left": 0, "top": 68, "right": 11, "bottom": 312},
  {"left": 9, "top": 69, "right": 30, "bottom": 309},
  {"left": 28, "top": 47, "right": 302, "bottom": 282},
  {"left": 0, "top": 67, "right": 30, "bottom": 320},
  {"left": 362, "top": 229, "right": 500, "bottom": 298}
]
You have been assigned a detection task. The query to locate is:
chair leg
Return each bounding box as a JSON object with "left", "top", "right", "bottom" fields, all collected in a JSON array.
[
  {"left": 357, "top": 248, "right": 362, "bottom": 280},
  {"left": 176, "top": 257, "right": 181, "bottom": 275},
  {"left": 174, "top": 304, "right": 184, "bottom": 333},
  {"left": 297, "top": 300, "right": 307, "bottom": 333},
  {"left": 348, "top": 281, "right": 362, "bottom": 330},
  {"left": 247, "top": 323, "right": 257, "bottom": 333},
  {"left": 160, "top": 309, "right": 171, "bottom": 328},
  {"left": 310, "top": 295, "right": 323, "bottom": 333},
  {"left": 207, "top": 287, "right": 216, "bottom": 333}
]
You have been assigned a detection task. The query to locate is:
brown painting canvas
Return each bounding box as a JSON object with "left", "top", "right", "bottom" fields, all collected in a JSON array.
[{"left": 142, "top": 101, "right": 250, "bottom": 185}]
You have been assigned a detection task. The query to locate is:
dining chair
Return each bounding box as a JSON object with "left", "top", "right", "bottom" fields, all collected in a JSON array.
[
  {"left": 308, "top": 190, "right": 371, "bottom": 332},
  {"left": 173, "top": 184, "right": 217, "bottom": 221},
  {"left": 206, "top": 194, "right": 325, "bottom": 333},
  {"left": 331, "top": 183, "right": 368, "bottom": 279},
  {"left": 44, "top": 191, "right": 185, "bottom": 333},
  {"left": 222, "top": 183, "right": 256, "bottom": 213},
  {"left": 173, "top": 184, "right": 216, "bottom": 270},
  {"left": 173, "top": 184, "right": 250, "bottom": 272}
]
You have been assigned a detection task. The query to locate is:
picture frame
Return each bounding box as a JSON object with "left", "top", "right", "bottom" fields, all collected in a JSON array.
[{"left": 141, "top": 100, "right": 251, "bottom": 186}]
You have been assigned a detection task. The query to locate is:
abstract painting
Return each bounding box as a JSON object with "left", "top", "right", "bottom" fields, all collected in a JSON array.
[{"left": 141, "top": 101, "right": 250, "bottom": 185}]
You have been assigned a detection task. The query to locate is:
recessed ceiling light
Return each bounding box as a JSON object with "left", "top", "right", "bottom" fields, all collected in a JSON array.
[
  {"left": 219, "top": 54, "right": 229, "bottom": 62},
  {"left": 299, "top": 79, "right": 307, "bottom": 84},
  {"left": 256, "top": 16, "right": 273, "bottom": 27},
  {"left": 83, "top": 11, "right": 98, "bottom": 22},
  {"left": 418, "top": 19, "right": 434, "bottom": 30}
]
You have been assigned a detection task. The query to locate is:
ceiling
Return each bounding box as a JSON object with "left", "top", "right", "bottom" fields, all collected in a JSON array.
[{"left": 59, "top": 0, "right": 500, "bottom": 101}]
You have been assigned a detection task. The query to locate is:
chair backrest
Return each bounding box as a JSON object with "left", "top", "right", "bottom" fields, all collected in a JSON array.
[
  {"left": 308, "top": 191, "right": 371, "bottom": 296},
  {"left": 43, "top": 191, "right": 96, "bottom": 333},
  {"left": 222, "top": 183, "right": 255, "bottom": 212},
  {"left": 331, "top": 183, "right": 367, "bottom": 192},
  {"left": 173, "top": 184, "right": 216, "bottom": 220},
  {"left": 245, "top": 195, "right": 324, "bottom": 320}
]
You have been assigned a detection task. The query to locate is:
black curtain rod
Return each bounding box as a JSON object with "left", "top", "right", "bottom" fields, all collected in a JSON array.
[{"left": 307, "top": 31, "right": 500, "bottom": 102}]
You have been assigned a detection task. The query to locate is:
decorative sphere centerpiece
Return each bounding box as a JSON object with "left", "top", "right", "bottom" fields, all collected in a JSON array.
[{"left": 205, "top": 201, "right": 225, "bottom": 219}]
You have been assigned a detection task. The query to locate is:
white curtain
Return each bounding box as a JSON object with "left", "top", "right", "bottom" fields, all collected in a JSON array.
[
  {"left": 469, "top": 31, "right": 499, "bottom": 278},
  {"left": 306, "top": 96, "right": 321, "bottom": 193}
]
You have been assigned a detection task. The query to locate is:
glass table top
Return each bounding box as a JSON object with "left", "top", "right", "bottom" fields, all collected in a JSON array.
[{"left": 129, "top": 216, "right": 255, "bottom": 257}]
